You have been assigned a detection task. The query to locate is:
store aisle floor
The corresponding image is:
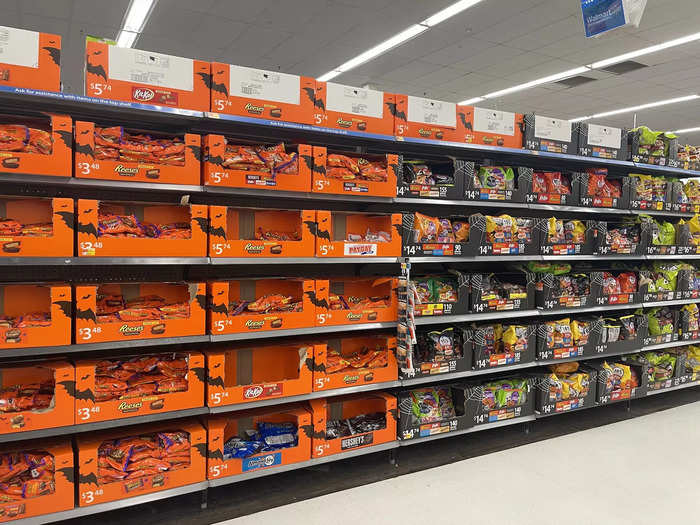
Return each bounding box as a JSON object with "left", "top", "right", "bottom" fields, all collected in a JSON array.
[{"left": 219, "top": 402, "right": 699, "bottom": 525}]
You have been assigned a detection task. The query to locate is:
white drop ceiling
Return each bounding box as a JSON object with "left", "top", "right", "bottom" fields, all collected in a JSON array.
[{"left": 5, "top": 0, "right": 700, "bottom": 136}]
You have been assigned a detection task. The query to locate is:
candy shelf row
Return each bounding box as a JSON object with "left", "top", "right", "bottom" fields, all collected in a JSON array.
[
  {"left": 0, "top": 318, "right": 693, "bottom": 442},
  {"left": 1, "top": 85, "right": 699, "bottom": 181},
  {"left": 5, "top": 374, "right": 696, "bottom": 525}
]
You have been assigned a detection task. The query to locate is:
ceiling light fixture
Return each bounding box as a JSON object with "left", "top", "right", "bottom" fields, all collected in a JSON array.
[
  {"left": 317, "top": 0, "right": 486, "bottom": 81},
  {"left": 570, "top": 94, "right": 700, "bottom": 122},
  {"left": 116, "top": 0, "right": 157, "bottom": 48},
  {"left": 673, "top": 126, "right": 700, "bottom": 134},
  {"left": 458, "top": 30, "right": 700, "bottom": 105},
  {"left": 458, "top": 97, "right": 486, "bottom": 105}
]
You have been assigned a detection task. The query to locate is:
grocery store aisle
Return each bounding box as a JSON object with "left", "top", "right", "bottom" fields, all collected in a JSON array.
[{"left": 220, "top": 402, "right": 700, "bottom": 525}]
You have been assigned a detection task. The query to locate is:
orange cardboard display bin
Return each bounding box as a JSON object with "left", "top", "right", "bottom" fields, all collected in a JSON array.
[
  {"left": 75, "top": 282, "right": 205, "bottom": 344},
  {"left": 74, "top": 121, "right": 201, "bottom": 185},
  {"left": 0, "top": 197, "right": 73, "bottom": 257},
  {"left": 209, "top": 63, "right": 316, "bottom": 124},
  {"left": 0, "top": 284, "right": 71, "bottom": 349},
  {"left": 315, "top": 82, "right": 395, "bottom": 135},
  {"left": 0, "top": 26, "right": 61, "bottom": 92},
  {"left": 310, "top": 392, "right": 396, "bottom": 457},
  {"left": 311, "top": 147, "right": 397, "bottom": 197},
  {"left": 457, "top": 106, "right": 524, "bottom": 148},
  {"left": 77, "top": 200, "right": 207, "bottom": 257},
  {"left": 206, "top": 343, "right": 313, "bottom": 407},
  {"left": 202, "top": 135, "right": 312, "bottom": 192},
  {"left": 393, "top": 94, "right": 458, "bottom": 142},
  {"left": 0, "top": 114, "right": 72, "bottom": 177},
  {"left": 0, "top": 360, "right": 74, "bottom": 435},
  {"left": 76, "top": 420, "right": 206, "bottom": 507},
  {"left": 314, "top": 211, "right": 401, "bottom": 257},
  {"left": 208, "top": 279, "right": 315, "bottom": 335},
  {"left": 73, "top": 352, "right": 204, "bottom": 424},
  {"left": 0, "top": 438, "right": 74, "bottom": 522},
  {"left": 208, "top": 206, "right": 315, "bottom": 258},
  {"left": 85, "top": 41, "right": 210, "bottom": 111},
  {"left": 206, "top": 405, "right": 311, "bottom": 479},
  {"left": 312, "top": 335, "right": 398, "bottom": 392},
  {"left": 314, "top": 277, "right": 398, "bottom": 326}
]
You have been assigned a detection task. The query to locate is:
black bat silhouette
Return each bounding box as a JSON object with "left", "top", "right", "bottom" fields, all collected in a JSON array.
[
  {"left": 391, "top": 222, "right": 401, "bottom": 236},
  {"left": 209, "top": 224, "right": 226, "bottom": 239},
  {"left": 53, "top": 300, "right": 72, "bottom": 319},
  {"left": 194, "top": 293, "right": 207, "bottom": 311},
  {"left": 300, "top": 424, "right": 325, "bottom": 439},
  {"left": 385, "top": 101, "right": 406, "bottom": 121},
  {"left": 206, "top": 155, "right": 224, "bottom": 166},
  {"left": 303, "top": 221, "right": 330, "bottom": 242},
  {"left": 458, "top": 111, "right": 472, "bottom": 131},
  {"left": 300, "top": 154, "right": 314, "bottom": 171},
  {"left": 209, "top": 302, "right": 229, "bottom": 315},
  {"left": 192, "top": 442, "right": 208, "bottom": 459},
  {"left": 86, "top": 60, "right": 107, "bottom": 81},
  {"left": 59, "top": 380, "right": 95, "bottom": 401},
  {"left": 190, "top": 366, "right": 206, "bottom": 383},
  {"left": 388, "top": 407, "right": 398, "bottom": 421},
  {"left": 389, "top": 163, "right": 399, "bottom": 177},
  {"left": 197, "top": 72, "right": 228, "bottom": 96},
  {"left": 55, "top": 129, "right": 72, "bottom": 149},
  {"left": 206, "top": 375, "right": 225, "bottom": 388},
  {"left": 85, "top": 458, "right": 94, "bottom": 465},
  {"left": 74, "top": 142, "right": 94, "bottom": 157},
  {"left": 207, "top": 448, "right": 224, "bottom": 461},
  {"left": 305, "top": 357, "right": 325, "bottom": 373},
  {"left": 302, "top": 87, "right": 325, "bottom": 110},
  {"left": 312, "top": 163, "right": 325, "bottom": 175},
  {"left": 75, "top": 307, "right": 97, "bottom": 323},
  {"left": 43, "top": 46, "right": 61, "bottom": 66},
  {"left": 186, "top": 144, "right": 202, "bottom": 162},
  {"left": 58, "top": 467, "right": 74, "bottom": 484},
  {"left": 304, "top": 290, "right": 329, "bottom": 309},
  {"left": 192, "top": 217, "right": 208, "bottom": 235},
  {"left": 79, "top": 471, "right": 99, "bottom": 486},
  {"left": 76, "top": 219, "right": 98, "bottom": 238},
  {"left": 55, "top": 211, "right": 74, "bottom": 231},
  {"left": 80, "top": 374, "right": 90, "bottom": 381}
]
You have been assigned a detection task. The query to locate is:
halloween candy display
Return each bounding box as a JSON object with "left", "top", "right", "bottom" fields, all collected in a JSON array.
[
  {"left": 475, "top": 274, "right": 528, "bottom": 302},
  {"left": 585, "top": 168, "right": 622, "bottom": 201},
  {"left": 223, "top": 421, "right": 298, "bottom": 460},
  {"left": 413, "top": 277, "right": 459, "bottom": 304},
  {"left": 485, "top": 214, "right": 533, "bottom": 244},
  {"left": 544, "top": 218, "right": 585, "bottom": 244},
  {"left": 545, "top": 362, "right": 591, "bottom": 402},
  {"left": 415, "top": 327, "right": 461, "bottom": 364},
  {"left": 326, "top": 153, "right": 388, "bottom": 182},
  {"left": 0, "top": 381, "right": 54, "bottom": 414},
  {"left": 532, "top": 171, "right": 571, "bottom": 195},
  {"left": 98, "top": 213, "right": 191, "bottom": 240},
  {"left": 543, "top": 318, "right": 591, "bottom": 351},
  {"left": 96, "top": 294, "right": 189, "bottom": 324},
  {"left": 93, "top": 127, "right": 186, "bottom": 167},
  {"left": 93, "top": 355, "right": 189, "bottom": 402},
  {"left": 473, "top": 324, "right": 529, "bottom": 356},
  {"left": 628, "top": 126, "right": 677, "bottom": 163},
  {"left": 0, "top": 450, "right": 56, "bottom": 503},
  {"left": 96, "top": 431, "right": 191, "bottom": 485},
  {"left": 325, "top": 412, "right": 387, "bottom": 439},
  {"left": 408, "top": 387, "right": 456, "bottom": 425},
  {"left": 323, "top": 344, "right": 389, "bottom": 375},
  {"left": 471, "top": 166, "right": 514, "bottom": 191},
  {"left": 403, "top": 161, "right": 455, "bottom": 186},
  {"left": 630, "top": 174, "right": 670, "bottom": 204},
  {"left": 228, "top": 294, "right": 302, "bottom": 315},
  {"left": 219, "top": 141, "right": 298, "bottom": 176},
  {"left": 598, "top": 361, "right": 636, "bottom": 395},
  {"left": 0, "top": 125, "right": 53, "bottom": 156},
  {"left": 481, "top": 378, "right": 529, "bottom": 410}
]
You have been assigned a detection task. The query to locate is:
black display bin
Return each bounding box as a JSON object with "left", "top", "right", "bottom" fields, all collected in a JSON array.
[
  {"left": 536, "top": 218, "right": 596, "bottom": 256},
  {"left": 396, "top": 156, "right": 468, "bottom": 200},
  {"left": 459, "top": 376, "right": 536, "bottom": 427},
  {"left": 589, "top": 359, "right": 649, "bottom": 405},
  {"left": 593, "top": 221, "right": 646, "bottom": 256},
  {"left": 400, "top": 325, "right": 474, "bottom": 381},
  {"left": 409, "top": 271, "right": 470, "bottom": 318},
  {"left": 536, "top": 317, "right": 603, "bottom": 361},
  {"left": 533, "top": 365, "right": 598, "bottom": 415},
  {"left": 578, "top": 173, "right": 630, "bottom": 210},
  {"left": 469, "top": 323, "right": 537, "bottom": 371},
  {"left": 397, "top": 384, "right": 472, "bottom": 441},
  {"left": 470, "top": 272, "right": 536, "bottom": 313},
  {"left": 627, "top": 129, "right": 679, "bottom": 167},
  {"left": 462, "top": 162, "right": 527, "bottom": 203},
  {"left": 520, "top": 167, "right": 582, "bottom": 206},
  {"left": 532, "top": 270, "right": 597, "bottom": 311},
  {"left": 627, "top": 175, "right": 674, "bottom": 213}
]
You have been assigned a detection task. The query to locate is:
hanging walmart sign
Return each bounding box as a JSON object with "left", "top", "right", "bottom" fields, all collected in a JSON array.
[{"left": 581, "top": 0, "right": 647, "bottom": 38}]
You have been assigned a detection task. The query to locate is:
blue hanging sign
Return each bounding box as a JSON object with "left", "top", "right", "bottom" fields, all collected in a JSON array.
[{"left": 581, "top": 0, "right": 627, "bottom": 38}]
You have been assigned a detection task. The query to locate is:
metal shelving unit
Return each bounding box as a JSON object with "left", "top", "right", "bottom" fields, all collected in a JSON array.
[{"left": 0, "top": 85, "right": 698, "bottom": 524}]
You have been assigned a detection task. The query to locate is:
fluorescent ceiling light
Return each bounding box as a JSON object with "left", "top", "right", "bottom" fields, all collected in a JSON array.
[
  {"left": 116, "top": 0, "right": 157, "bottom": 48},
  {"left": 421, "top": 0, "right": 485, "bottom": 27},
  {"left": 316, "top": 0, "right": 485, "bottom": 81},
  {"left": 482, "top": 67, "right": 591, "bottom": 99},
  {"left": 457, "top": 30, "right": 700, "bottom": 105},
  {"left": 590, "top": 31, "right": 700, "bottom": 69},
  {"left": 458, "top": 96, "right": 486, "bottom": 105},
  {"left": 570, "top": 94, "right": 700, "bottom": 121},
  {"left": 116, "top": 30, "right": 138, "bottom": 48},
  {"left": 673, "top": 126, "right": 700, "bottom": 134}
]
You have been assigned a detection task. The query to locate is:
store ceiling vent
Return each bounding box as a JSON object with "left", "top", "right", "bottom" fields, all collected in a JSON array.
[
  {"left": 600, "top": 60, "right": 648, "bottom": 75},
  {"left": 553, "top": 75, "right": 597, "bottom": 88}
]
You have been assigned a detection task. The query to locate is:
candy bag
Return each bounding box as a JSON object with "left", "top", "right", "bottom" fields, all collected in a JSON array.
[
  {"left": 478, "top": 166, "right": 514, "bottom": 190},
  {"left": 453, "top": 221, "right": 470, "bottom": 242},
  {"left": 413, "top": 213, "right": 441, "bottom": 243}
]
